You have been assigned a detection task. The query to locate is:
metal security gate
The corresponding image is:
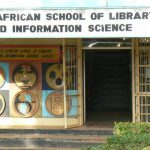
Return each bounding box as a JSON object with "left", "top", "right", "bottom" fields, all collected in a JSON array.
[
  {"left": 63, "top": 39, "right": 83, "bottom": 128},
  {"left": 133, "top": 38, "right": 150, "bottom": 122}
]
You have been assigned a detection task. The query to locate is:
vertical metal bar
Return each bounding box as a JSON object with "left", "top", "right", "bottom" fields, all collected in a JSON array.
[
  {"left": 146, "top": 96, "right": 148, "bottom": 121},
  {"left": 145, "top": 43, "right": 148, "bottom": 121},
  {"left": 132, "top": 39, "right": 136, "bottom": 122},
  {"left": 141, "top": 96, "right": 143, "bottom": 122},
  {"left": 75, "top": 44, "right": 78, "bottom": 90},
  {"left": 83, "top": 50, "right": 86, "bottom": 123},
  {"left": 140, "top": 47, "right": 143, "bottom": 93},
  {"left": 138, "top": 39, "right": 141, "bottom": 122},
  {"left": 75, "top": 41, "right": 79, "bottom": 123},
  {"left": 69, "top": 41, "right": 71, "bottom": 90},
  {"left": 145, "top": 40, "right": 146, "bottom": 94},
  {"left": 63, "top": 38, "right": 67, "bottom": 128},
  {"left": 75, "top": 45, "right": 77, "bottom": 90},
  {"left": 136, "top": 38, "right": 140, "bottom": 122},
  {"left": 77, "top": 38, "right": 83, "bottom": 126},
  {"left": 140, "top": 41, "right": 143, "bottom": 121},
  {"left": 146, "top": 38, "right": 149, "bottom": 121},
  {"left": 67, "top": 44, "right": 69, "bottom": 90},
  {"left": 144, "top": 39, "right": 146, "bottom": 121},
  {"left": 72, "top": 44, "right": 75, "bottom": 90}
]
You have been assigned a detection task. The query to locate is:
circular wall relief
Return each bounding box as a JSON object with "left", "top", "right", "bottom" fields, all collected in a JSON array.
[
  {"left": 45, "top": 91, "right": 71, "bottom": 117},
  {"left": 0, "top": 94, "right": 6, "bottom": 115},
  {"left": 45, "top": 64, "right": 72, "bottom": 90},
  {"left": 0, "top": 67, "right": 5, "bottom": 88},
  {"left": 12, "top": 91, "right": 39, "bottom": 118},
  {"left": 13, "top": 64, "right": 37, "bottom": 89}
]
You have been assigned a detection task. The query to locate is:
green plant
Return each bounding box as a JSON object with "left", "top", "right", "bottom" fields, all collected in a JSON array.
[
  {"left": 82, "top": 145, "right": 103, "bottom": 150},
  {"left": 83, "top": 122, "right": 150, "bottom": 150},
  {"left": 105, "top": 133, "right": 150, "bottom": 150},
  {"left": 113, "top": 122, "right": 150, "bottom": 136}
]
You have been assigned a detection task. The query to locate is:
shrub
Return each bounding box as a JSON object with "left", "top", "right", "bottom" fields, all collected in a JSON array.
[
  {"left": 105, "top": 133, "right": 150, "bottom": 150},
  {"left": 113, "top": 122, "right": 150, "bottom": 136},
  {"left": 83, "top": 122, "right": 150, "bottom": 150}
]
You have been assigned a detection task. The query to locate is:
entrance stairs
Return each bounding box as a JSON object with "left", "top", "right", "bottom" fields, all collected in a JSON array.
[{"left": 0, "top": 128, "right": 113, "bottom": 150}]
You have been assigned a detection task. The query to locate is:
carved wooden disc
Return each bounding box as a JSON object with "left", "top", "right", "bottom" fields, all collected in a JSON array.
[
  {"left": 13, "top": 91, "right": 39, "bottom": 117},
  {"left": 0, "top": 67, "right": 5, "bottom": 88},
  {"left": 13, "top": 64, "right": 37, "bottom": 89},
  {"left": 46, "top": 64, "right": 72, "bottom": 90},
  {"left": 0, "top": 94, "right": 5, "bottom": 115},
  {"left": 45, "top": 91, "right": 71, "bottom": 117}
]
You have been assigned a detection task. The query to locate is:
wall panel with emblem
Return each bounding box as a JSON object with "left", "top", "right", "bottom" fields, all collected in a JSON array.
[
  {"left": 0, "top": 41, "right": 83, "bottom": 128},
  {"left": 0, "top": 63, "right": 9, "bottom": 90},
  {"left": 42, "top": 63, "right": 77, "bottom": 118},
  {"left": 42, "top": 63, "right": 65, "bottom": 117},
  {"left": 0, "top": 91, "right": 9, "bottom": 117},
  {"left": 9, "top": 62, "right": 42, "bottom": 118},
  {"left": 0, "top": 63, "right": 9, "bottom": 117},
  {"left": 42, "top": 90, "right": 72, "bottom": 117}
]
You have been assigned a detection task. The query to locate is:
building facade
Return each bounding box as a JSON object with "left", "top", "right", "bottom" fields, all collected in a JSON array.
[{"left": 0, "top": 3, "right": 150, "bottom": 128}]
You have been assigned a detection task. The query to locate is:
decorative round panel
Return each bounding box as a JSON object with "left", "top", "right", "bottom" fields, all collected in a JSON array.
[
  {"left": 0, "top": 67, "right": 5, "bottom": 88},
  {"left": 45, "top": 91, "right": 71, "bottom": 117},
  {"left": 46, "top": 64, "right": 71, "bottom": 90},
  {"left": 12, "top": 91, "right": 39, "bottom": 117},
  {"left": 0, "top": 94, "right": 6, "bottom": 115},
  {"left": 13, "top": 64, "right": 37, "bottom": 89}
]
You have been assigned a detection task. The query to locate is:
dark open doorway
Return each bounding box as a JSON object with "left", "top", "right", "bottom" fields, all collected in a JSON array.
[{"left": 84, "top": 50, "right": 132, "bottom": 128}]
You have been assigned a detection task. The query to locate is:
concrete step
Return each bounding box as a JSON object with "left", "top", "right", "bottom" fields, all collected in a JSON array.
[
  {"left": 0, "top": 129, "right": 113, "bottom": 136},
  {"left": 0, "top": 129, "right": 112, "bottom": 149},
  {"left": 0, "top": 138, "right": 103, "bottom": 149},
  {"left": 0, "top": 134, "right": 107, "bottom": 142}
]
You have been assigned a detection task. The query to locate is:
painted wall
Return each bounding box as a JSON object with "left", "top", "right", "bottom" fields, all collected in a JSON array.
[{"left": 0, "top": 39, "right": 80, "bottom": 128}]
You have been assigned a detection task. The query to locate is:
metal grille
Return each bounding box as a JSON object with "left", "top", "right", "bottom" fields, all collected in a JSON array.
[
  {"left": 134, "top": 38, "right": 150, "bottom": 122},
  {"left": 63, "top": 39, "right": 82, "bottom": 128}
]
